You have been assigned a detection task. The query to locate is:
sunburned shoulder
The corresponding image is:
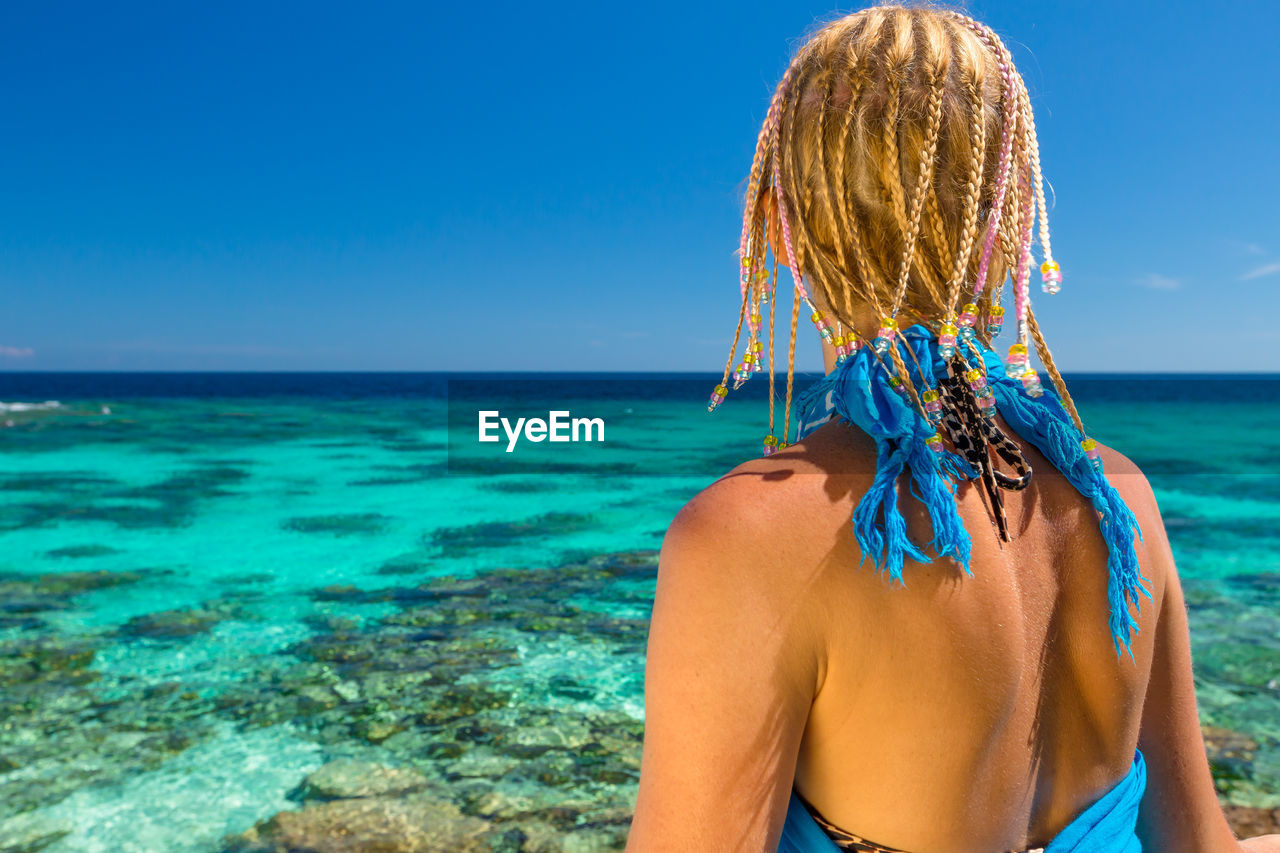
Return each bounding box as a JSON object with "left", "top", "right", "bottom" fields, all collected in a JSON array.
[
  {"left": 1090, "top": 440, "right": 1160, "bottom": 515},
  {"left": 662, "top": 421, "right": 875, "bottom": 559}
]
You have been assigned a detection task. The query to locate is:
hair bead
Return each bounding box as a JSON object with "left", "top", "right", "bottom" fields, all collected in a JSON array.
[
  {"left": 707, "top": 384, "right": 728, "bottom": 412},
  {"left": 986, "top": 305, "right": 1005, "bottom": 336},
  {"left": 1006, "top": 343, "right": 1029, "bottom": 375},
  {"left": 1041, "top": 259, "right": 1062, "bottom": 294},
  {"left": 873, "top": 316, "right": 898, "bottom": 354},
  {"left": 957, "top": 302, "right": 980, "bottom": 342},
  {"left": 923, "top": 388, "right": 943, "bottom": 425},
  {"left": 937, "top": 316, "right": 959, "bottom": 358},
  {"left": 1081, "top": 437, "right": 1102, "bottom": 471}
]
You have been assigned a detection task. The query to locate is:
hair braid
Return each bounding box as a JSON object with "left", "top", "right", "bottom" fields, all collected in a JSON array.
[
  {"left": 1026, "top": 307, "right": 1084, "bottom": 433},
  {"left": 1016, "top": 75, "right": 1055, "bottom": 266},
  {"left": 782, "top": 283, "right": 802, "bottom": 444},
  {"left": 889, "top": 61, "right": 946, "bottom": 315},
  {"left": 944, "top": 74, "right": 988, "bottom": 312}
]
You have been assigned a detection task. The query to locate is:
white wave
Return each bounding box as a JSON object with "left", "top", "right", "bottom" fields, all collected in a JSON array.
[{"left": 0, "top": 400, "right": 62, "bottom": 412}]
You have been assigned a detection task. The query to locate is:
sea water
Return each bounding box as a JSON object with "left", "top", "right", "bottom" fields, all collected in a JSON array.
[{"left": 0, "top": 372, "right": 1277, "bottom": 852}]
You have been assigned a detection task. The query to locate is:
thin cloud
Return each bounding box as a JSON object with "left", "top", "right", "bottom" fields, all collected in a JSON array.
[
  {"left": 0, "top": 345, "right": 34, "bottom": 358},
  {"left": 1136, "top": 273, "right": 1180, "bottom": 290},
  {"left": 1241, "top": 261, "right": 1280, "bottom": 281}
]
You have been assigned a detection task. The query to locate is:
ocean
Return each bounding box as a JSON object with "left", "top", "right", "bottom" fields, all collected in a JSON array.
[{"left": 0, "top": 372, "right": 1277, "bottom": 852}]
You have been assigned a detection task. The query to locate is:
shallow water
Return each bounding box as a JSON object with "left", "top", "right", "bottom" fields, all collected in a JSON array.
[{"left": 0, "top": 372, "right": 1277, "bottom": 851}]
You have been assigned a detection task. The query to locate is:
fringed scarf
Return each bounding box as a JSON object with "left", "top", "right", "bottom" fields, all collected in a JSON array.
[{"left": 792, "top": 324, "right": 1152, "bottom": 661}]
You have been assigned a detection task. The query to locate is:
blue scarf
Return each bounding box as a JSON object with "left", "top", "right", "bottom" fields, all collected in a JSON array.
[{"left": 792, "top": 324, "right": 1152, "bottom": 660}]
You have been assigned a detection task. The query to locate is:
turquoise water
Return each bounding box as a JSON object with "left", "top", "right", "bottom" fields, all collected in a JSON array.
[{"left": 0, "top": 373, "right": 1277, "bottom": 851}]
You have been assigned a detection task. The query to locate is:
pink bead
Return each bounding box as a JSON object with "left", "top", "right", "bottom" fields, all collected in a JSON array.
[
  {"left": 1085, "top": 446, "right": 1101, "bottom": 460},
  {"left": 877, "top": 326, "right": 895, "bottom": 340},
  {"left": 925, "top": 399, "right": 942, "bottom": 413},
  {"left": 978, "top": 395, "right": 996, "bottom": 410},
  {"left": 959, "top": 311, "right": 977, "bottom": 325}
]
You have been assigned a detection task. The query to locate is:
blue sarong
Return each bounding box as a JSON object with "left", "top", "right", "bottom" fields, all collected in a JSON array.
[{"left": 777, "top": 748, "right": 1146, "bottom": 852}]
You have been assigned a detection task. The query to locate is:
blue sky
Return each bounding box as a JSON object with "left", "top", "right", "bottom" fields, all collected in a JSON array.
[{"left": 1, "top": 1, "right": 1276, "bottom": 372}]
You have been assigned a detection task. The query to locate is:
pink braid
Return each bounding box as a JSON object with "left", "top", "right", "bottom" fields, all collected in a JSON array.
[
  {"left": 769, "top": 76, "right": 812, "bottom": 308},
  {"left": 1012, "top": 165, "right": 1035, "bottom": 345}
]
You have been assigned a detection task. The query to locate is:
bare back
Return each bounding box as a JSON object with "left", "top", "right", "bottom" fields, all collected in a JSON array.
[
  {"left": 628, "top": 409, "right": 1247, "bottom": 853},
  {"left": 774, "top": 416, "right": 1161, "bottom": 850}
]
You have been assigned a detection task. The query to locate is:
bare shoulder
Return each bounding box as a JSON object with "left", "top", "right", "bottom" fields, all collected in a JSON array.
[
  {"left": 1092, "top": 441, "right": 1164, "bottom": 526},
  {"left": 665, "top": 420, "right": 876, "bottom": 555}
]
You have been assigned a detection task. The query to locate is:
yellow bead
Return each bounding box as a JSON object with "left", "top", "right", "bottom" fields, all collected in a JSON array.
[
  {"left": 989, "top": 306, "right": 1005, "bottom": 317},
  {"left": 922, "top": 389, "right": 939, "bottom": 403},
  {"left": 714, "top": 385, "right": 727, "bottom": 396},
  {"left": 752, "top": 341, "right": 764, "bottom": 352},
  {"left": 749, "top": 312, "right": 762, "bottom": 325},
  {"left": 741, "top": 257, "right": 752, "bottom": 268},
  {"left": 810, "top": 311, "right": 824, "bottom": 323},
  {"left": 962, "top": 302, "right": 978, "bottom": 315},
  {"left": 763, "top": 435, "right": 778, "bottom": 447},
  {"left": 1080, "top": 438, "right": 1098, "bottom": 452},
  {"left": 880, "top": 316, "right": 898, "bottom": 331},
  {"left": 1008, "top": 344, "right": 1028, "bottom": 357},
  {"left": 743, "top": 352, "right": 755, "bottom": 364},
  {"left": 833, "top": 335, "right": 845, "bottom": 346},
  {"left": 1041, "top": 260, "right": 1059, "bottom": 274}
]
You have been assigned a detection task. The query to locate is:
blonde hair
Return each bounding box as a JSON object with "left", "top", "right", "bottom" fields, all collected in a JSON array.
[{"left": 725, "top": 3, "right": 1082, "bottom": 443}]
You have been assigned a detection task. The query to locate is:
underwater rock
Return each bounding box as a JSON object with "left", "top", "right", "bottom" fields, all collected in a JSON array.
[
  {"left": 445, "top": 748, "right": 519, "bottom": 779},
  {"left": 511, "top": 819, "right": 562, "bottom": 853},
  {"left": 1197, "top": 641, "right": 1280, "bottom": 691},
  {"left": 1223, "top": 805, "right": 1280, "bottom": 836},
  {"left": 283, "top": 513, "right": 392, "bottom": 537},
  {"left": 1204, "top": 725, "right": 1259, "bottom": 782},
  {"left": 225, "top": 794, "right": 491, "bottom": 853},
  {"left": 44, "top": 544, "right": 121, "bottom": 559},
  {"left": 0, "top": 638, "right": 97, "bottom": 687},
  {"left": 0, "top": 569, "right": 144, "bottom": 606},
  {"left": 547, "top": 675, "right": 595, "bottom": 702},
  {"left": 427, "top": 512, "right": 597, "bottom": 553},
  {"left": 0, "top": 812, "right": 71, "bottom": 853},
  {"left": 299, "top": 760, "right": 431, "bottom": 801},
  {"left": 562, "top": 828, "right": 628, "bottom": 853},
  {"left": 118, "top": 607, "right": 225, "bottom": 639},
  {"left": 352, "top": 717, "right": 405, "bottom": 744},
  {"left": 465, "top": 790, "right": 539, "bottom": 821}
]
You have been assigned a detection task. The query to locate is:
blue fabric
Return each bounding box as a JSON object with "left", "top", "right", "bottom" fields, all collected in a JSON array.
[
  {"left": 777, "top": 749, "right": 1146, "bottom": 852},
  {"left": 791, "top": 325, "right": 1152, "bottom": 659}
]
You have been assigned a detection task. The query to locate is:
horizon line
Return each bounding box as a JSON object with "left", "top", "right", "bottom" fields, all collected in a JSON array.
[{"left": 5, "top": 369, "right": 1280, "bottom": 377}]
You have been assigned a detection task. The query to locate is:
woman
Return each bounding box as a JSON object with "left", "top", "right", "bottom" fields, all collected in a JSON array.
[{"left": 625, "top": 6, "right": 1280, "bottom": 852}]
